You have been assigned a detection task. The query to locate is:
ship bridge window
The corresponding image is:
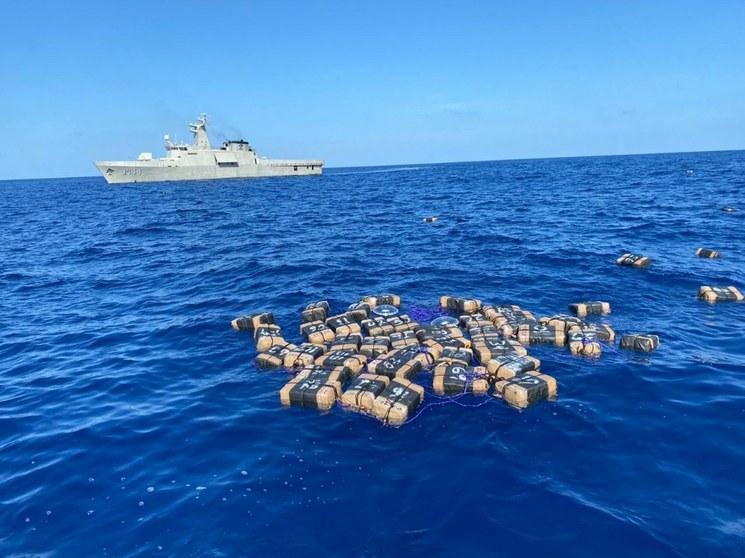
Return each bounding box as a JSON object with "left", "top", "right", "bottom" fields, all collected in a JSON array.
[{"left": 294, "top": 166, "right": 298, "bottom": 171}]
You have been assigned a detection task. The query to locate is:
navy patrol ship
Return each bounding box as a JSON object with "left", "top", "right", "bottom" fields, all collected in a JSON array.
[{"left": 95, "top": 114, "right": 323, "bottom": 184}]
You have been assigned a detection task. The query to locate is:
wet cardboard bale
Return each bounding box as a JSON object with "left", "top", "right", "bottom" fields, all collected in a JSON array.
[
  {"left": 417, "top": 324, "right": 465, "bottom": 340},
  {"left": 330, "top": 334, "right": 363, "bottom": 352},
  {"left": 325, "top": 313, "right": 362, "bottom": 336},
  {"left": 540, "top": 314, "right": 585, "bottom": 334},
  {"left": 231, "top": 311, "right": 275, "bottom": 332},
  {"left": 620, "top": 334, "right": 660, "bottom": 352},
  {"left": 256, "top": 341, "right": 298, "bottom": 369},
  {"left": 417, "top": 328, "right": 471, "bottom": 354},
  {"left": 346, "top": 302, "right": 371, "bottom": 321},
  {"left": 341, "top": 374, "right": 390, "bottom": 414},
  {"left": 472, "top": 336, "right": 527, "bottom": 362},
  {"left": 568, "top": 301, "right": 611, "bottom": 318},
  {"left": 279, "top": 367, "right": 344, "bottom": 411},
  {"left": 568, "top": 323, "right": 616, "bottom": 342},
  {"left": 698, "top": 286, "right": 744, "bottom": 303},
  {"left": 486, "top": 354, "right": 541, "bottom": 380},
  {"left": 440, "top": 295, "right": 482, "bottom": 314},
  {"left": 617, "top": 253, "right": 651, "bottom": 268},
  {"left": 363, "top": 314, "right": 418, "bottom": 336},
  {"left": 301, "top": 301, "right": 330, "bottom": 323},
  {"left": 372, "top": 378, "right": 425, "bottom": 426},
  {"left": 389, "top": 330, "right": 420, "bottom": 350},
  {"left": 254, "top": 325, "right": 287, "bottom": 352},
  {"left": 362, "top": 294, "right": 401, "bottom": 308},
  {"left": 468, "top": 324, "right": 502, "bottom": 338},
  {"left": 436, "top": 347, "right": 474, "bottom": 366},
  {"left": 282, "top": 343, "right": 327, "bottom": 370},
  {"left": 696, "top": 248, "right": 720, "bottom": 259},
  {"left": 516, "top": 323, "right": 566, "bottom": 346},
  {"left": 459, "top": 313, "right": 491, "bottom": 328},
  {"left": 482, "top": 304, "right": 536, "bottom": 336},
  {"left": 368, "top": 346, "right": 429, "bottom": 380},
  {"left": 493, "top": 371, "right": 558, "bottom": 410},
  {"left": 359, "top": 336, "right": 391, "bottom": 358},
  {"left": 315, "top": 350, "right": 368, "bottom": 378},
  {"left": 300, "top": 320, "right": 336, "bottom": 345},
  {"left": 432, "top": 363, "right": 490, "bottom": 396},
  {"left": 567, "top": 331, "right": 602, "bottom": 357}
]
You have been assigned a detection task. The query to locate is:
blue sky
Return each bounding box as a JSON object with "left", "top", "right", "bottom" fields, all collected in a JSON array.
[{"left": 1, "top": 0, "right": 743, "bottom": 179}]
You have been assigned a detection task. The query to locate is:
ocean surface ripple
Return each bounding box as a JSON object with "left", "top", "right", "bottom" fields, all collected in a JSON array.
[{"left": 1, "top": 152, "right": 744, "bottom": 557}]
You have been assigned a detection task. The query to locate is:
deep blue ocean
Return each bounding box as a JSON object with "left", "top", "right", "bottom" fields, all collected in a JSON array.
[{"left": 1, "top": 151, "right": 744, "bottom": 557}]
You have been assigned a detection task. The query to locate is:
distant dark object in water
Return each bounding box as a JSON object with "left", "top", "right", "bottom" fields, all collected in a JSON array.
[
  {"left": 341, "top": 374, "right": 390, "bottom": 413},
  {"left": 721, "top": 206, "right": 738, "bottom": 213},
  {"left": 300, "top": 320, "right": 335, "bottom": 344},
  {"left": 422, "top": 216, "right": 439, "bottom": 224},
  {"left": 698, "top": 285, "right": 744, "bottom": 304},
  {"left": 372, "top": 304, "right": 399, "bottom": 317},
  {"left": 279, "top": 367, "right": 343, "bottom": 410},
  {"left": 486, "top": 354, "right": 541, "bottom": 380},
  {"left": 432, "top": 363, "right": 490, "bottom": 395},
  {"left": 493, "top": 371, "right": 558, "bottom": 409},
  {"left": 362, "top": 294, "right": 401, "bottom": 308},
  {"left": 569, "top": 301, "right": 611, "bottom": 317},
  {"left": 372, "top": 378, "right": 425, "bottom": 426},
  {"left": 695, "top": 248, "right": 720, "bottom": 259},
  {"left": 301, "top": 301, "right": 330, "bottom": 323},
  {"left": 617, "top": 253, "right": 651, "bottom": 268},
  {"left": 620, "top": 334, "right": 660, "bottom": 352},
  {"left": 256, "top": 342, "right": 297, "bottom": 369},
  {"left": 685, "top": 169, "right": 694, "bottom": 176},
  {"left": 360, "top": 336, "right": 391, "bottom": 358},
  {"left": 231, "top": 311, "right": 275, "bottom": 332},
  {"left": 440, "top": 295, "right": 481, "bottom": 314}
]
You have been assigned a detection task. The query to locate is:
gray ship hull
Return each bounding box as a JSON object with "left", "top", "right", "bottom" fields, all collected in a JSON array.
[{"left": 95, "top": 159, "right": 323, "bottom": 184}]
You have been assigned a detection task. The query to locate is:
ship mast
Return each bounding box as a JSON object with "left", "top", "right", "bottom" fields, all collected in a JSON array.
[{"left": 189, "top": 114, "right": 211, "bottom": 150}]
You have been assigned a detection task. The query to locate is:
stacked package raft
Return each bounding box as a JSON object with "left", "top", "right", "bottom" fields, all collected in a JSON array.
[{"left": 232, "top": 294, "right": 628, "bottom": 426}]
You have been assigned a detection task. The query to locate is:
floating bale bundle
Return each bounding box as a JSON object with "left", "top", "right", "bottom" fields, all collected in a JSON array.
[
  {"left": 567, "top": 331, "right": 602, "bottom": 357},
  {"left": 417, "top": 323, "right": 465, "bottom": 339},
  {"left": 372, "top": 378, "right": 425, "bottom": 426},
  {"left": 540, "top": 314, "right": 585, "bottom": 334},
  {"left": 389, "top": 330, "right": 420, "bottom": 350},
  {"left": 330, "top": 334, "right": 362, "bottom": 352},
  {"left": 516, "top": 323, "right": 566, "bottom": 346},
  {"left": 698, "top": 286, "right": 744, "bottom": 303},
  {"left": 368, "top": 346, "right": 430, "bottom": 380},
  {"left": 459, "top": 313, "right": 492, "bottom": 328},
  {"left": 301, "top": 301, "right": 330, "bottom": 324},
  {"left": 300, "top": 320, "right": 336, "bottom": 345},
  {"left": 254, "top": 325, "right": 287, "bottom": 352},
  {"left": 417, "top": 327, "right": 471, "bottom": 354},
  {"left": 341, "top": 374, "right": 390, "bottom": 414},
  {"left": 695, "top": 248, "right": 721, "bottom": 259},
  {"left": 493, "top": 371, "right": 558, "bottom": 410},
  {"left": 315, "top": 350, "right": 368, "bottom": 379},
  {"left": 617, "top": 253, "right": 651, "bottom": 268},
  {"left": 282, "top": 342, "right": 326, "bottom": 370},
  {"left": 231, "top": 312, "right": 275, "bottom": 332},
  {"left": 472, "top": 336, "right": 527, "bottom": 363},
  {"left": 346, "top": 302, "right": 371, "bottom": 321},
  {"left": 362, "top": 314, "right": 418, "bottom": 336},
  {"left": 256, "top": 341, "right": 298, "bottom": 369},
  {"left": 359, "top": 336, "right": 391, "bottom": 358},
  {"left": 436, "top": 347, "right": 474, "bottom": 366},
  {"left": 279, "top": 367, "right": 344, "bottom": 411},
  {"left": 620, "top": 334, "right": 660, "bottom": 352},
  {"left": 486, "top": 354, "right": 541, "bottom": 380},
  {"left": 432, "top": 363, "right": 490, "bottom": 396},
  {"left": 468, "top": 324, "right": 502, "bottom": 338},
  {"left": 482, "top": 304, "right": 535, "bottom": 337},
  {"left": 325, "top": 313, "right": 362, "bottom": 336},
  {"left": 568, "top": 301, "right": 611, "bottom": 318},
  {"left": 362, "top": 294, "right": 401, "bottom": 308},
  {"left": 567, "top": 323, "right": 616, "bottom": 342},
  {"left": 440, "top": 296, "right": 482, "bottom": 314}
]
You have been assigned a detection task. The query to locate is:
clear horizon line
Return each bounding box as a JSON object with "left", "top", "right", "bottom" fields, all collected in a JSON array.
[{"left": 1, "top": 146, "right": 743, "bottom": 182}]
